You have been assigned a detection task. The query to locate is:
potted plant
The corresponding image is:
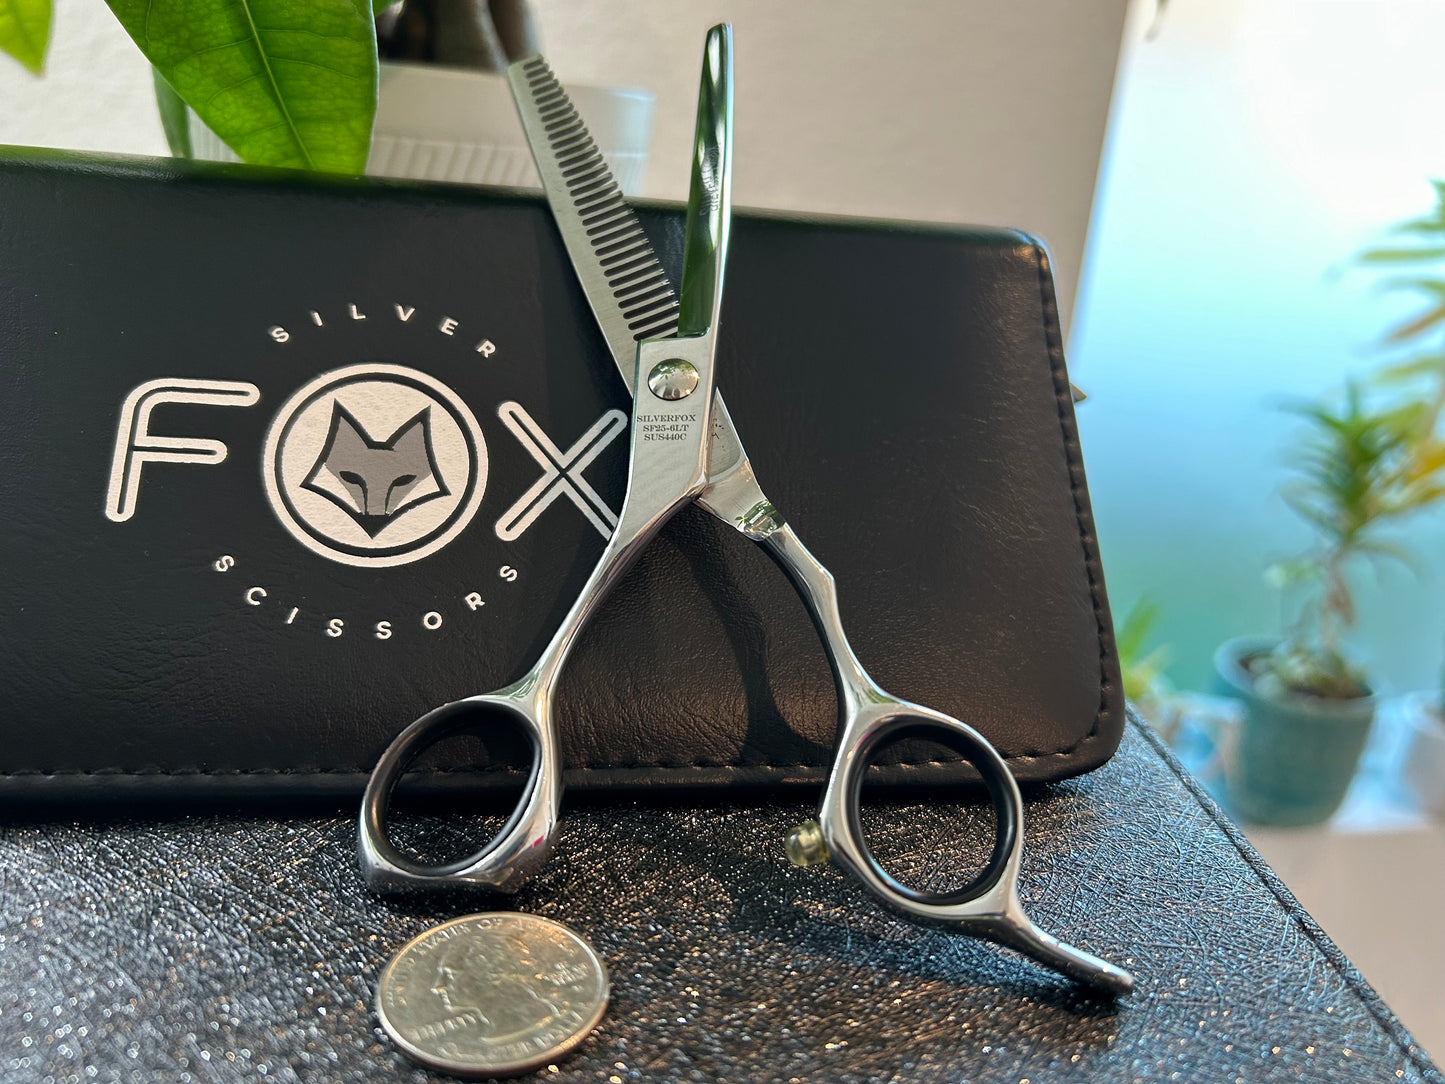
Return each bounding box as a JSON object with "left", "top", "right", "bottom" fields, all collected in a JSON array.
[
  {"left": 0, "top": 0, "right": 653, "bottom": 189},
  {"left": 1216, "top": 382, "right": 1441, "bottom": 826}
]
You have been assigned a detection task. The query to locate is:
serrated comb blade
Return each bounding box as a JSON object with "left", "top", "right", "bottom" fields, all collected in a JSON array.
[{"left": 508, "top": 56, "right": 680, "bottom": 395}]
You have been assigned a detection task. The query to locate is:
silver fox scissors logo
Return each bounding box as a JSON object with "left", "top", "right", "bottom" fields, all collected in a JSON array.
[{"left": 104, "top": 363, "right": 627, "bottom": 568}]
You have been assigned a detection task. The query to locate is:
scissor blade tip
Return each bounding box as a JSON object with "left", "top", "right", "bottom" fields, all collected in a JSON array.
[{"left": 1107, "top": 971, "right": 1136, "bottom": 997}]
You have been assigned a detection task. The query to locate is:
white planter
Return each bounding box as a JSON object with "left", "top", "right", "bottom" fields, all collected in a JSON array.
[
  {"left": 190, "top": 61, "right": 654, "bottom": 195},
  {"left": 1401, "top": 690, "right": 1445, "bottom": 818}
]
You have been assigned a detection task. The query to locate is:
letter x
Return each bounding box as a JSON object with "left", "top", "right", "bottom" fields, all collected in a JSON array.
[{"left": 494, "top": 402, "right": 628, "bottom": 541}]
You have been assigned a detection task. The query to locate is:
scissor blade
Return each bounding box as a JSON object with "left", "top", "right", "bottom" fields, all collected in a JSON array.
[
  {"left": 677, "top": 24, "right": 733, "bottom": 338},
  {"left": 507, "top": 56, "right": 680, "bottom": 395}
]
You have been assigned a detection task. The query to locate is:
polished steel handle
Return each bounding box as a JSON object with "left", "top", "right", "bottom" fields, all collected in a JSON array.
[
  {"left": 760, "top": 523, "right": 1134, "bottom": 996},
  {"left": 357, "top": 491, "right": 675, "bottom": 893},
  {"left": 359, "top": 331, "right": 718, "bottom": 893},
  {"left": 358, "top": 692, "right": 557, "bottom": 893}
]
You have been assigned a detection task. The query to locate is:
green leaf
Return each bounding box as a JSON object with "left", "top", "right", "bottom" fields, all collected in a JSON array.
[
  {"left": 1358, "top": 246, "right": 1445, "bottom": 264},
  {"left": 1353, "top": 537, "right": 1417, "bottom": 570},
  {"left": 1384, "top": 302, "right": 1445, "bottom": 345},
  {"left": 1265, "top": 558, "right": 1317, "bottom": 590},
  {"left": 1405, "top": 440, "right": 1445, "bottom": 480},
  {"left": 103, "top": 0, "right": 379, "bottom": 173},
  {"left": 0, "top": 0, "right": 51, "bottom": 74},
  {"left": 371, "top": 0, "right": 394, "bottom": 13},
  {"left": 152, "top": 67, "right": 194, "bottom": 159},
  {"left": 1371, "top": 355, "right": 1445, "bottom": 384},
  {"left": 1123, "top": 646, "right": 1169, "bottom": 702},
  {"left": 1380, "top": 277, "right": 1445, "bottom": 297},
  {"left": 1115, "top": 596, "right": 1160, "bottom": 666},
  {"left": 1116, "top": 596, "right": 1170, "bottom": 702},
  {"left": 1400, "top": 481, "right": 1445, "bottom": 509},
  {"left": 1386, "top": 215, "right": 1445, "bottom": 237}
]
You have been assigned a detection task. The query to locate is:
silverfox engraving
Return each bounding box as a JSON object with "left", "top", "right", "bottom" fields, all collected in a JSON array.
[{"left": 303, "top": 403, "right": 449, "bottom": 537}]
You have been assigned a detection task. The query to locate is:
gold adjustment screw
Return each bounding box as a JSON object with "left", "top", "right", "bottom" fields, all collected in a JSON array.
[{"left": 784, "top": 820, "right": 831, "bottom": 867}]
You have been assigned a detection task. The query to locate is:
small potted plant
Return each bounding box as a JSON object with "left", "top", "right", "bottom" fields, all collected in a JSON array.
[{"left": 1215, "top": 383, "right": 1440, "bottom": 826}]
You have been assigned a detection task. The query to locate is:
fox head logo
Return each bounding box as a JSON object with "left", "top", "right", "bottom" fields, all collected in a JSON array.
[
  {"left": 302, "top": 403, "right": 449, "bottom": 537},
  {"left": 261, "top": 364, "right": 488, "bottom": 567}
]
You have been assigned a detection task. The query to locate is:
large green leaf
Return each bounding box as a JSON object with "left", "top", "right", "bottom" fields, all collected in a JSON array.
[
  {"left": 104, "top": 0, "right": 378, "bottom": 173},
  {"left": 0, "top": 0, "right": 51, "bottom": 74}
]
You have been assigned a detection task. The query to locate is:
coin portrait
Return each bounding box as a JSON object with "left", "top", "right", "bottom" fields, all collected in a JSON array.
[{"left": 376, "top": 913, "right": 609, "bottom": 1078}]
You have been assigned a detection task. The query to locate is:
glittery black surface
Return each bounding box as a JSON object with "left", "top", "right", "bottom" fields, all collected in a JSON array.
[{"left": 1, "top": 716, "right": 1439, "bottom": 1083}]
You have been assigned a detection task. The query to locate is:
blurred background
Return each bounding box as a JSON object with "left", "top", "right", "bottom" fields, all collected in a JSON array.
[
  {"left": 1081, "top": 0, "right": 1445, "bottom": 698},
  {"left": 2, "top": 0, "right": 1442, "bottom": 1062}
]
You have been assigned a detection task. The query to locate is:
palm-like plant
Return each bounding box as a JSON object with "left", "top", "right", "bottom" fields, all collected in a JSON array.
[
  {"left": 1356, "top": 180, "right": 1445, "bottom": 711},
  {"left": 1359, "top": 179, "right": 1445, "bottom": 466},
  {"left": 1266, "top": 384, "right": 1444, "bottom": 699}
]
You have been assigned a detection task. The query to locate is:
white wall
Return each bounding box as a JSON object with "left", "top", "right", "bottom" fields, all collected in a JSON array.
[
  {"left": 0, "top": 0, "right": 162, "bottom": 156},
  {"left": 533, "top": 1, "right": 1129, "bottom": 333},
  {"left": 0, "top": 0, "right": 1129, "bottom": 334}
]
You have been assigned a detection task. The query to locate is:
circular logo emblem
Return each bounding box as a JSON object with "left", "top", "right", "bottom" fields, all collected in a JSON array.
[{"left": 263, "top": 364, "right": 487, "bottom": 567}]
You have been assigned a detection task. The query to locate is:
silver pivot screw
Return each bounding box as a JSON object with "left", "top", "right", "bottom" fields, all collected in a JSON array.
[{"left": 647, "top": 359, "right": 700, "bottom": 400}]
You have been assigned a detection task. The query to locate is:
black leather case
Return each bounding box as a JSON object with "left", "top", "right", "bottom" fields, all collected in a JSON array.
[{"left": 0, "top": 147, "right": 1123, "bottom": 800}]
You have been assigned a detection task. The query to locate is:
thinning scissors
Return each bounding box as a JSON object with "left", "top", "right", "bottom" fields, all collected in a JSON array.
[{"left": 359, "top": 24, "right": 1133, "bottom": 996}]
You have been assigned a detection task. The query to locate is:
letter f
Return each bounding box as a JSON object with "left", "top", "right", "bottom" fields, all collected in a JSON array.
[{"left": 105, "top": 378, "right": 261, "bottom": 522}]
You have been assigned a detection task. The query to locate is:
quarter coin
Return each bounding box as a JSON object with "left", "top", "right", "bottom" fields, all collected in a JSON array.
[{"left": 376, "top": 913, "right": 609, "bottom": 1078}]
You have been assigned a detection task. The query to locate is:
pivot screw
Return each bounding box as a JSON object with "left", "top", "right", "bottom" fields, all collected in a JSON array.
[
  {"left": 647, "top": 359, "right": 699, "bottom": 400},
  {"left": 784, "top": 820, "right": 831, "bottom": 867}
]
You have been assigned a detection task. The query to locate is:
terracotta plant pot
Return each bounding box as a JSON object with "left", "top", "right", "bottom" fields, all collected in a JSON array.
[
  {"left": 1401, "top": 690, "right": 1445, "bottom": 819},
  {"left": 190, "top": 61, "right": 655, "bottom": 194},
  {"left": 1213, "top": 636, "right": 1377, "bottom": 827}
]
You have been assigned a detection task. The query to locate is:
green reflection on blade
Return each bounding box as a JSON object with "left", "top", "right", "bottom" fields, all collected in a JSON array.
[{"left": 677, "top": 25, "right": 732, "bottom": 338}]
